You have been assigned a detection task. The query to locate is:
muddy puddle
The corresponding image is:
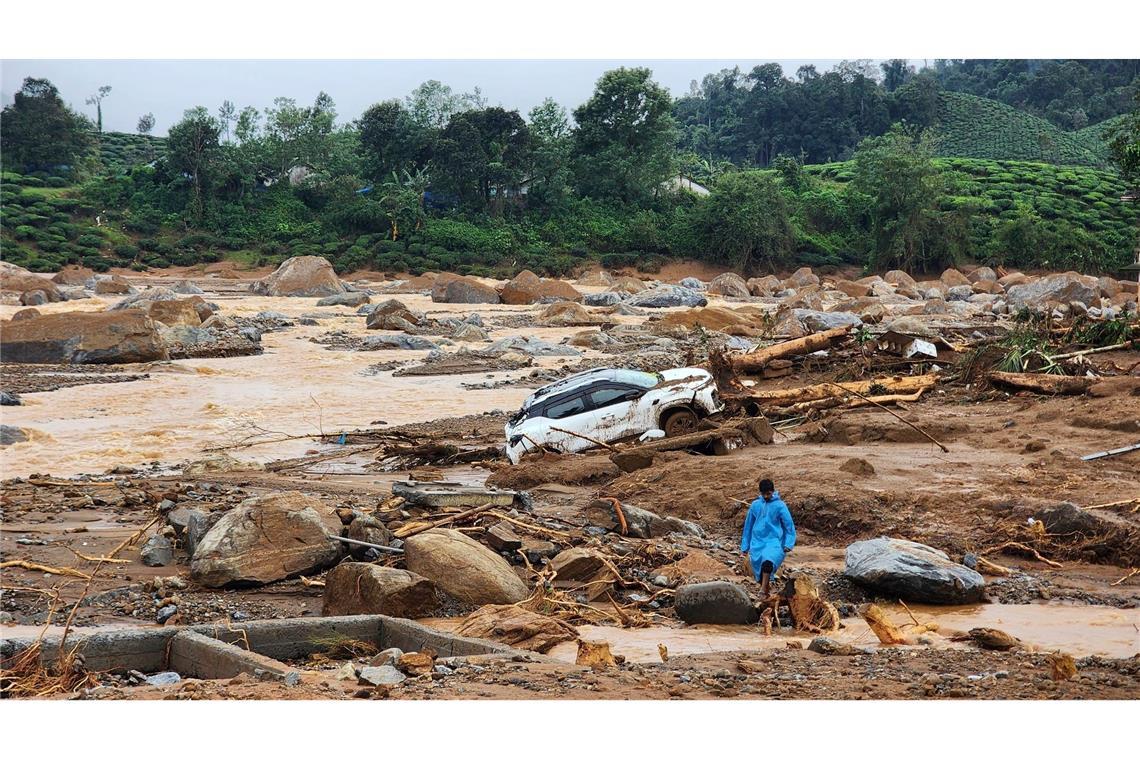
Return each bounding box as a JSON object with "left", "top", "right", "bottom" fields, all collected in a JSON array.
[
  {"left": 0, "top": 288, "right": 626, "bottom": 478},
  {"left": 541, "top": 602, "right": 1139, "bottom": 663}
]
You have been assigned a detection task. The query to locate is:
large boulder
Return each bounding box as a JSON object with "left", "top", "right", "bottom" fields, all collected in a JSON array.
[
  {"left": 883, "top": 270, "right": 917, "bottom": 290},
  {"left": 783, "top": 267, "right": 820, "bottom": 289},
  {"left": 844, "top": 537, "right": 985, "bottom": 604},
  {"left": 365, "top": 299, "right": 426, "bottom": 332},
  {"left": 707, "top": 273, "right": 751, "bottom": 299},
  {"left": 675, "top": 581, "right": 758, "bottom": 625},
  {"left": 537, "top": 301, "right": 604, "bottom": 327},
  {"left": 316, "top": 291, "right": 370, "bottom": 307},
  {"left": 625, "top": 285, "right": 707, "bottom": 309},
  {"left": 454, "top": 604, "right": 578, "bottom": 653},
  {"left": 792, "top": 309, "right": 862, "bottom": 332},
  {"left": 403, "top": 528, "right": 529, "bottom": 605},
  {"left": 940, "top": 268, "right": 971, "bottom": 287},
  {"left": 747, "top": 275, "right": 782, "bottom": 297},
  {"left": 51, "top": 266, "right": 96, "bottom": 287},
  {"left": 321, "top": 563, "right": 441, "bottom": 618},
  {"left": 432, "top": 275, "right": 500, "bottom": 304},
  {"left": 499, "top": 270, "right": 582, "bottom": 305},
  {"left": 92, "top": 275, "right": 134, "bottom": 295},
  {"left": 143, "top": 298, "right": 203, "bottom": 327},
  {"left": 549, "top": 547, "right": 619, "bottom": 601},
  {"left": 608, "top": 276, "right": 648, "bottom": 294},
  {"left": 0, "top": 311, "right": 168, "bottom": 364},
  {"left": 189, "top": 491, "right": 340, "bottom": 587},
  {"left": 1006, "top": 272, "right": 1100, "bottom": 310},
  {"left": 249, "top": 256, "right": 345, "bottom": 297},
  {"left": 1, "top": 262, "right": 63, "bottom": 302}
]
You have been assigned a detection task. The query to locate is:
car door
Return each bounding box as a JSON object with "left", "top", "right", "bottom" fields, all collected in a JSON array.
[
  {"left": 588, "top": 384, "right": 647, "bottom": 441},
  {"left": 537, "top": 391, "right": 600, "bottom": 454}
]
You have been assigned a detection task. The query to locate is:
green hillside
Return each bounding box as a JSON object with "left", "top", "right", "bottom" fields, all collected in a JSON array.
[
  {"left": 95, "top": 132, "right": 166, "bottom": 173},
  {"left": 933, "top": 92, "right": 1114, "bottom": 167}
]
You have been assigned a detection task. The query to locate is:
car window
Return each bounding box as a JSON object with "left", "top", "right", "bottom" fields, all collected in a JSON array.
[
  {"left": 589, "top": 387, "right": 635, "bottom": 410},
  {"left": 545, "top": 395, "right": 588, "bottom": 420}
]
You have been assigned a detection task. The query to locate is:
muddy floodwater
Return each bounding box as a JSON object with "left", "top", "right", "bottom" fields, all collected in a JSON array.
[
  {"left": 0, "top": 288, "right": 621, "bottom": 478},
  {"left": 545, "top": 603, "right": 1140, "bottom": 662}
]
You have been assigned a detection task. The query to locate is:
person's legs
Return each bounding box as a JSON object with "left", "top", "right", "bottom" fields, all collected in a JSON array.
[{"left": 759, "top": 560, "right": 774, "bottom": 597}]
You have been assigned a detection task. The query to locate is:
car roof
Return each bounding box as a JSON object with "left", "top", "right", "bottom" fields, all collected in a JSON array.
[{"left": 520, "top": 368, "right": 657, "bottom": 410}]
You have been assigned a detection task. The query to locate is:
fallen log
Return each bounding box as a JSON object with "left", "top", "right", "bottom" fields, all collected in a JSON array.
[
  {"left": 779, "top": 389, "right": 926, "bottom": 416},
  {"left": 860, "top": 603, "right": 909, "bottom": 645},
  {"left": 608, "top": 419, "right": 773, "bottom": 472},
  {"left": 989, "top": 371, "right": 1095, "bottom": 395},
  {"left": 728, "top": 374, "right": 937, "bottom": 407},
  {"left": 731, "top": 326, "right": 852, "bottom": 372}
]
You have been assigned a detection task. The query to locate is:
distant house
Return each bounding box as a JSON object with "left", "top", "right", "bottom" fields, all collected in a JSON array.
[{"left": 663, "top": 174, "right": 711, "bottom": 196}]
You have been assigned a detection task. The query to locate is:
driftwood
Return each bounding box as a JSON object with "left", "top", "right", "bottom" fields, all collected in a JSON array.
[
  {"left": 779, "top": 389, "right": 927, "bottom": 415},
  {"left": 729, "top": 374, "right": 937, "bottom": 406},
  {"left": 860, "top": 603, "right": 909, "bottom": 645},
  {"left": 0, "top": 560, "right": 92, "bottom": 580},
  {"left": 731, "top": 326, "right": 852, "bottom": 372},
  {"left": 982, "top": 541, "right": 1063, "bottom": 568},
  {"left": 1050, "top": 341, "right": 1133, "bottom": 361},
  {"left": 975, "top": 556, "right": 1014, "bottom": 576},
  {"left": 989, "top": 371, "right": 1095, "bottom": 395}
]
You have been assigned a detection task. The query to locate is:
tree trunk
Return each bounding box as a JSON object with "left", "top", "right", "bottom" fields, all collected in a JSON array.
[
  {"left": 726, "top": 374, "right": 937, "bottom": 406},
  {"left": 729, "top": 326, "right": 852, "bottom": 372},
  {"left": 988, "top": 371, "right": 1095, "bottom": 395}
]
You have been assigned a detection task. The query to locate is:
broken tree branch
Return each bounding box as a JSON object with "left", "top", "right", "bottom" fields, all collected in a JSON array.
[
  {"left": 1050, "top": 341, "right": 1133, "bottom": 361},
  {"left": 1110, "top": 568, "right": 1138, "bottom": 586},
  {"left": 982, "top": 541, "right": 1063, "bottom": 568},
  {"left": 729, "top": 374, "right": 937, "bottom": 406},
  {"left": 823, "top": 382, "right": 949, "bottom": 453},
  {"left": 548, "top": 426, "right": 618, "bottom": 452},
  {"left": 732, "top": 326, "right": 852, "bottom": 372},
  {"left": 393, "top": 502, "right": 496, "bottom": 538},
  {"left": 0, "top": 560, "right": 92, "bottom": 580},
  {"left": 989, "top": 371, "right": 1095, "bottom": 396}
]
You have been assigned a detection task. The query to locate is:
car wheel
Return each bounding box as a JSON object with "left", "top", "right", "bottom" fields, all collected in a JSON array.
[{"left": 662, "top": 408, "right": 698, "bottom": 437}]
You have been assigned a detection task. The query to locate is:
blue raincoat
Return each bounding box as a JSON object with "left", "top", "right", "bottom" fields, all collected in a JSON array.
[{"left": 739, "top": 491, "right": 796, "bottom": 580}]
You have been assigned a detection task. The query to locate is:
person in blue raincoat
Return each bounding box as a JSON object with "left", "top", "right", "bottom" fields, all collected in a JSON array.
[{"left": 739, "top": 478, "right": 796, "bottom": 598}]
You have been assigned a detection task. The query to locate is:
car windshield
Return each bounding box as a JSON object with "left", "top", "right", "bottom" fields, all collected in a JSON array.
[{"left": 612, "top": 370, "right": 661, "bottom": 389}]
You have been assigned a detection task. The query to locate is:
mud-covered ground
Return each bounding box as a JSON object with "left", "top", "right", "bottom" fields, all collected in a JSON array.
[{"left": 2, "top": 267, "right": 1138, "bottom": 700}]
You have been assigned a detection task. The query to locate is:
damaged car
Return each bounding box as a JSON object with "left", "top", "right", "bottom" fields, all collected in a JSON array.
[{"left": 504, "top": 367, "right": 723, "bottom": 463}]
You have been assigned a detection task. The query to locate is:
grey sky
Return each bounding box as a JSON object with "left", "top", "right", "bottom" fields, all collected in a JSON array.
[{"left": 1, "top": 59, "right": 864, "bottom": 136}]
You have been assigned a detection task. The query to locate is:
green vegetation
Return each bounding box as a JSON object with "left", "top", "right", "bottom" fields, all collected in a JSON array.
[
  {"left": 2, "top": 62, "right": 1138, "bottom": 279},
  {"left": 932, "top": 92, "right": 1112, "bottom": 166}
]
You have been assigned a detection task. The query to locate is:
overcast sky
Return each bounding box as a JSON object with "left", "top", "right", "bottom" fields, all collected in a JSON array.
[{"left": 0, "top": 59, "right": 867, "bottom": 135}]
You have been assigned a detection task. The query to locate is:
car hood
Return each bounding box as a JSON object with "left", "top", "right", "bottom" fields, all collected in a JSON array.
[{"left": 657, "top": 367, "right": 713, "bottom": 386}]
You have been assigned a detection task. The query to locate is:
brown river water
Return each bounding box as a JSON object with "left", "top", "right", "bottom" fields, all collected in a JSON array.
[{"left": 0, "top": 287, "right": 620, "bottom": 478}]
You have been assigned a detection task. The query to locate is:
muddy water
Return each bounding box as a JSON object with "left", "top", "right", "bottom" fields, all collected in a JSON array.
[
  {"left": 545, "top": 603, "right": 1140, "bottom": 663},
  {"left": 0, "top": 287, "right": 631, "bottom": 478}
]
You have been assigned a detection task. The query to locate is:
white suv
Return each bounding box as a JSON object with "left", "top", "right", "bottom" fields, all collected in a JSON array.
[{"left": 504, "top": 367, "right": 723, "bottom": 463}]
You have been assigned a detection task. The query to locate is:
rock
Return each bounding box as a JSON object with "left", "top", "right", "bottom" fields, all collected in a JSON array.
[
  {"left": 0, "top": 310, "right": 168, "bottom": 364},
  {"left": 585, "top": 499, "right": 704, "bottom": 539},
  {"left": 52, "top": 266, "right": 96, "bottom": 286},
  {"left": 0, "top": 425, "right": 29, "bottom": 446},
  {"left": 20, "top": 290, "right": 49, "bottom": 306},
  {"left": 140, "top": 535, "right": 175, "bottom": 567},
  {"left": 839, "top": 457, "right": 875, "bottom": 477},
  {"left": 833, "top": 280, "right": 871, "bottom": 298},
  {"left": 345, "top": 516, "right": 394, "bottom": 559},
  {"left": 844, "top": 537, "right": 986, "bottom": 604},
  {"left": 450, "top": 322, "right": 489, "bottom": 342},
  {"left": 11, "top": 308, "right": 41, "bottom": 321},
  {"left": 171, "top": 280, "right": 204, "bottom": 295},
  {"left": 155, "top": 605, "right": 178, "bottom": 624},
  {"left": 583, "top": 291, "right": 625, "bottom": 307},
  {"left": 549, "top": 547, "right": 619, "bottom": 601},
  {"left": 500, "top": 270, "right": 581, "bottom": 304},
  {"left": 144, "top": 671, "right": 181, "bottom": 686},
  {"left": 454, "top": 604, "right": 578, "bottom": 653},
  {"left": 432, "top": 276, "right": 500, "bottom": 304},
  {"left": 522, "top": 539, "right": 559, "bottom": 565},
  {"left": 747, "top": 275, "right": 782, "bottom": 297},
  {"left": 316, "top": 291, "right": 370, "bottom": 307},
  {"left": 92, "top": 275, "right": 134, "bottom": 295},
  {"left": 608, "top": 276, "right": 648, "bottom": 294},
  {"left": 576, "top": 270, "right": 614, "bottom": 287},
  {"left": 142, "top": 298, "right": 203, "bottom": 327},
  {"left": 0, "top": 391, "right": 21, "bottom": 406},
  {"left": 109, "top": 286, "right": 180, "bottom": 311},
  {"left": 365, "top": 299, "right": 426, "bottom": 332},
  {"left": 792, "top": 309, "right": 862, "bottom": 332},
  {"left": 1, "top": 263, "right": 63, "bottom": 302},
  {"left": 1006, "top": 272, "right": 1100, "bottom": 310},
  {"left": 1032, "top": 503, "right": 1108, "bottom": 537},
  {"left": 536, "top": 301, "right": 604, "bottom": 327},
  {"left": 675, "top": 581, "right": 758, "bottom": 624},
  {"left": 190, "top": 492, "right": 340, "bottom": 587},
  {"left": 357, "top": 665, "right": 406, "bottom": 687},
  {"left": 403, "top": 528, "right": 529, "bottom": 605},
  {"left": 967, "top": 267, "right": 997, "bottom": 283},
  {"left": 807, "top": 637, "right": 869, "bottom": 656},
  {"left": 940, "top": 268, "right": 971, "bottom": 287},
  {"left": 485, "top": 335, "right": 579, "bottom": 357},
  {"left": 321, "top": 563, "right": 441, "bottom": 618},
  {"left": 784, "top": 267, "right": 819, "bottom": 289},
  {"left": 369, "top": 648, "right": 404, "bottom": 667},
  {"left": 625, "top": 285, "right": 707, "bottom": 309},
  {"left": 249, "top": 256, "right": 346, "bottom": 297},
  {"left": 946, "top": 285, "right": 974, "bottom": 302},
  {"left": 883, "top": 270, "right": 917, "bottom": 289},
  {"left": 364, "top": 334, "right": 438, "bottom": 351},
  {"left": 183, "top": 510, "right": 221, "bottom": 557},
  {"left": 707, "top": 273, "right": 751, "bottom": 298}
]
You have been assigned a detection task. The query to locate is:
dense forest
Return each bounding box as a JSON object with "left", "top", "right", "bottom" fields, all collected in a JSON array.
[{"left": 1, "top": 59, "right": 1138, "bottom": 279}]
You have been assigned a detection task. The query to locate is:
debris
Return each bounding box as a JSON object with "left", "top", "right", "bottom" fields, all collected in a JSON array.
[
  {"left": 876, "top": 330, "right": 939, "bottom": 359},
  {"left": 859, "top": 604, "right": 910, "bottom": 645},
  {"left": 807, "top": 637, "right": 869, "bottom": 656},
  {"left": 454, "top": 604, "right": 578, "bottom": 653},
  {"left": 396, "top": 651, "right": 435, "bottom": 676},
  {"left": 729, "top": 326, "right": 852, "bottom": 372},
  {"left": 981, "top": 541, "right": 1063, "bottom": 569},
  {"left": 1047, "top": 652, "right": 1078, "bottom": 681},
  {"left": 575, "top": 639, "right": 618, "bottom": 670},
  {"left": 989, "top": 371, "right": 1096, "bottom": 396},
  {"left": 586, "top": 498, "right": 704, "bottom": 539},
  {"left": 0, "top": 560, "right": 92, "bottom": 580},
  {"left": 1079, "top": 442, "right": 1140, "bottom": 461},
  {"left": 823, "top": 381, "right": 949, "bottom": 452},
  {"left": 675, "top": 581, "right": 759, "bottom": 625},
  {"left": 839, "top": 457, "right": 875, "bottom": 477},
  {"left": 784, "top": 575, "right": 840, "bottom": 633},
  {"left": 358, "top": 665, "right": 406, "bottom": 686},
  {"left": 975, "top": 556, "right": 1014, "bottom": 577},
  {"left": 485, "top": 522, "right": 523, "bottom": 553},
  {"left": 549, "top": 547, "right": 620, "bottom": 601},
  {"left": 959, "top": 627, "right": 1020, "bottom": 651},
  {"left": 391, "top": 481, "right": 518, "bottom": 509},
  {"left": 1110, "top": 568, "right": 1138, "bottom": 586},
  {"left": 727, "top": 374, "right": 938, "bottom": 408},
  {"left": 658, "top": 643, "right": 669, "bottom": 662}
]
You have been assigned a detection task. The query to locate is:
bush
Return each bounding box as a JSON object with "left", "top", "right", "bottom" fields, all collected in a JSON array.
[
  {"left": 114, "top": 244, "right": 140, "bottom": 259},
  {"left": 45, "top": 177, "right": 69, "bottom": 188},
  {"left": 76, "top": 234, "right": 104, "bottom": 249}
]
